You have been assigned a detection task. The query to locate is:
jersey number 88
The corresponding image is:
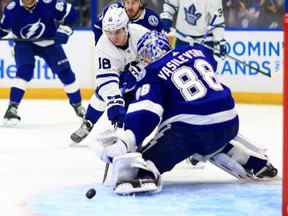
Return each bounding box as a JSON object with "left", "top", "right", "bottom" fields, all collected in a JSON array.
[{"left": 171, "top": 59, "right": 223, "bottom": 101}]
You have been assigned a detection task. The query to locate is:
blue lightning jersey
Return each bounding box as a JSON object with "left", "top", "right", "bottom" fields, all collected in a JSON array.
[
  {"left": 0, "top": 0, "right": 78, "bottom": 39},
  {"left": 125, "top": 44, "right": 238, "bottom": 145},
  {"left": 92, "top": 2, "right": 163, "bottom": 44}
]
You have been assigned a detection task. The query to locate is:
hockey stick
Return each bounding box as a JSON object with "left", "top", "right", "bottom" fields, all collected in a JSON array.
[
  {"left": 102, "top": 163, "right": 110, "bottom": 183},
  {"left": 0, "top": 37, "right": 54, "bottom": 42},
  {"left": 101, "top": 81, "right": 130, "bottom": 184},
  {"left": 185, "top": 37, "right": 271, "bottom": 78},
  {"left": 101, "top": 123, "right": 120, "bottom": 184}
]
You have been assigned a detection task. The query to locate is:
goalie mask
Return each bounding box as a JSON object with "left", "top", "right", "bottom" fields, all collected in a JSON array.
[{"left": 137, "top": 31, "right": 171, "bottom": 65}]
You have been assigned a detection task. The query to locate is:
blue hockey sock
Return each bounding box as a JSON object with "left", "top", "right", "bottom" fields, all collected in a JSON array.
[
  {"left": 67, "top": 89, "right": 82, "bottom": 105},
  {"left": 85, "top": 105, "right": 103, "bottom": 124},
  {"left": 10, "top": 87, "right": 25, "bottom": 105}
]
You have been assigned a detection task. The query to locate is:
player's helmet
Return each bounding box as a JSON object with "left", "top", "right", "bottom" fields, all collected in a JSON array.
[
  {"left": 102, "top": 7, "right": 129, "bottom": 32},
  {"left": 137, "top": 31, "right": 171, "bottom": 64}
]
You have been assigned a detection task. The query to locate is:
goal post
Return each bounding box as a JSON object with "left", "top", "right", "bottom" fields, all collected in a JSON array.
[{"left": 284, "top": 13, "right": 288, "bottom": 216}]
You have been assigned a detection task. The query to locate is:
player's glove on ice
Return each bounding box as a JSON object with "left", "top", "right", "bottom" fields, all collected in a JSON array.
[
  {"left": 55, "top": 25, "right": 73, "bottom": 45},
  {"left": 107, "top": 95, "right": 126, "bottom": 128}
]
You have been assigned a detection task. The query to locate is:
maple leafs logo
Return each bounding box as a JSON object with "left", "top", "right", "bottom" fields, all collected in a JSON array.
[{"left": 184, "top": 4, "right": 202, "bottom": 25}]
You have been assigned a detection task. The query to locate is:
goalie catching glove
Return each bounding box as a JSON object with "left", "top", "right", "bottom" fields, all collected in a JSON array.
[{"left": 92, "top": 129, "right": 136, "bottom": 163}]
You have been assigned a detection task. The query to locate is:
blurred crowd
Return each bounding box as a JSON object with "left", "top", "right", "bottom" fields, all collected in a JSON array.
[
  {"left": 0, "top": 0, "right": 284, "bottom": 29},
  {"left": 223, "top": 0, "right": 284, "bottom": 29}
]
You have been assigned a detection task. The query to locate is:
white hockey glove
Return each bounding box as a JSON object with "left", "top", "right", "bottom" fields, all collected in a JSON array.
[{"left": 55, "top": 25, "right": 73, "bottom": 45}]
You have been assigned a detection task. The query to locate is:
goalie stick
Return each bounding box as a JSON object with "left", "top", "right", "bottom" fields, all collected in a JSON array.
[
  {"left": 102, "top": 82, "right": 131, "bottom": 183},
  {"left": 0, "top": 37, "right": 54, "bottom": 42}
]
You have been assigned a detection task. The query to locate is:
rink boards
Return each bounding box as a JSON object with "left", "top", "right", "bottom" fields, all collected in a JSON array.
[{"left": 0, "top": 30, "right": 283, "bottom": 104}]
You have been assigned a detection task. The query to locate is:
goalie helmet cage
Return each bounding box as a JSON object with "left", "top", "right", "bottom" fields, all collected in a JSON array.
[{"left": 284, "top": 13, "right": 288, "bottom": 216}]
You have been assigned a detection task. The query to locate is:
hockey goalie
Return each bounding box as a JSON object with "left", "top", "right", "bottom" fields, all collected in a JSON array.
[{"left": 90, "top": 31, "right": 278, "bottom": 195}]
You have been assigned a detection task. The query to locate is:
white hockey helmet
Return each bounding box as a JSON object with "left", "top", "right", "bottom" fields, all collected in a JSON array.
[{"left": 102, "top": 7, "right": 129, "bottom": 32}]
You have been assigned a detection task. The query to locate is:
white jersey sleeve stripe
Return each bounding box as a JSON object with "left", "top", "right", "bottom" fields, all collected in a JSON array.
[
  {"left": 127, "top": 100, "right": 164, "bottom": 118},
  {"left": 158, "top": 108, "right": 238, "bottom": 130}
]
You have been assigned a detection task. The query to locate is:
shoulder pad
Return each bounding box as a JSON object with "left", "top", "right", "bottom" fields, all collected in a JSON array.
[{"left": 6, "top": 2, "right": 16, "bottom": 10}]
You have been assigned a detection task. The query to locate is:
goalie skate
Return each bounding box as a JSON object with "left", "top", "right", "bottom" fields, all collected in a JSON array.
[{"left": 3, "top": 104, "right": 21, "bottom": 126}]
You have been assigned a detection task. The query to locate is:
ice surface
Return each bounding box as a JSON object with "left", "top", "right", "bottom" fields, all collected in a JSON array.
[{"left": 0, "top": 100, "right": 283, "bottom": 216}]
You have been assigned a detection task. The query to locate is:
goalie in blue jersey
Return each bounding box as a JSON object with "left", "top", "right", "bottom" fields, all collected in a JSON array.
[
  {"left": 0, "top": 0, "right": 85, "bottom": 125},
  {"left": 94, "top": 31, "right": 277, "bottom": 195}
]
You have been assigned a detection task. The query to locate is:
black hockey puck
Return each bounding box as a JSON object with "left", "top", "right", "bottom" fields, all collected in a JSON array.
[{"left": 86, "top": 188, "right": 96, "bottom": 199}]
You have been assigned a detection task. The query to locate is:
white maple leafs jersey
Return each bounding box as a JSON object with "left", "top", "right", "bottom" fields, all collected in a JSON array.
[
  {"left": 94, "top": 24, "right": 149, "bottom": 103},
  {"left": 160, "top": 0, "right": 225, "bottom": 43}
]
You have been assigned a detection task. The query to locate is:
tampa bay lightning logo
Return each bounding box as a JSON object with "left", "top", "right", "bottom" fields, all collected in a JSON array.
[
  {"left": 184, "top": 4, "right": 201, "bottom": 25},
  {"left": 20, "top": 19, "right": 45, "bottom": 39},
  {"left": 148, "top": 15, "right": 159, "bottom": 27}
]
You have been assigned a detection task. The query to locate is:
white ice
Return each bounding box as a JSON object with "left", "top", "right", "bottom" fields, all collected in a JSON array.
[{"left": 0, "top": 100, "right": 282, "bottom": 216}]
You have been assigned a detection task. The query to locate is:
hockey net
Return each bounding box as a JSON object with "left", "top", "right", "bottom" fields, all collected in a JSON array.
[{"left": 284, "top": 14, "right": 288, "bottom": 216}]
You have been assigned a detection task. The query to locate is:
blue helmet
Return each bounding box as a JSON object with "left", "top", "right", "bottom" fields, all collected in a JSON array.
[{"left": 137, "top": 31, "right": 171, "bottom": 65}]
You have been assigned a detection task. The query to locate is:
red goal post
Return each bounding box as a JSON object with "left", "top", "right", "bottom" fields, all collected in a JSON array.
[{"left": 284, "top": 13, "right": 288, "bottom": 216}]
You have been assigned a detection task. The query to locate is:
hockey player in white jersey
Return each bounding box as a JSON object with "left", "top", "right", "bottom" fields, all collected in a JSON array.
[
  {"left": 70, "top": 7, "right": 149, "bottom": 143},
  {"left": 160, "top": 0, "right": 227, "bottom": 58}
]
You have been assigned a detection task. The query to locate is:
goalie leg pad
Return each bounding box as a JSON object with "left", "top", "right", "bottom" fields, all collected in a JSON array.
[
  {"left": 209, "top": 153, "right": 249, "bottom": 179},
  {"left": 213, "top": 141, "right": 278, "bottom": 180},
  {"left": 111, "top": 153, "right": 161, "bottom": 195},
  {"left": 223, "top": 140, "right": 277, "bottom": 178}
]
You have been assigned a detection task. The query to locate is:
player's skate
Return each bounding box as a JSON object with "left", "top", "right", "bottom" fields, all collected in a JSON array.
[
  {"left": 111, "top": 153, "right": 162, "bottom": 195},
  {"left": 3, "top": 104, "right": 21, "bottom": 126},
  {"left": 70, "top": 120, "right": 93, "bottom": 143},
  {"left": 71, "top": 103, "right": 86, "bottom": 119}
]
